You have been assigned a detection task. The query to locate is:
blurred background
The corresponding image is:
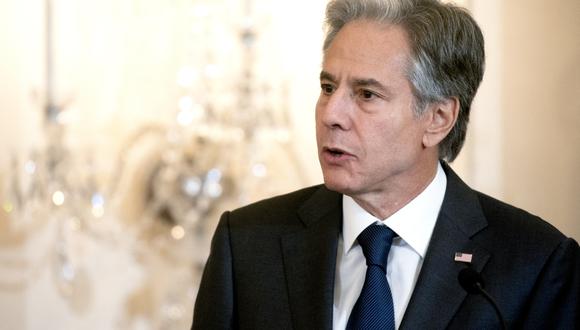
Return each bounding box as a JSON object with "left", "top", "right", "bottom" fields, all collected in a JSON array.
[{"left": 0, "top": 0, "right": 578, "bottom": 329}]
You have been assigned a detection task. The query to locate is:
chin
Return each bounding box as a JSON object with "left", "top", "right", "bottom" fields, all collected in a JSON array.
[
  {"left": 322, "top": 175, "right": 353, "bottom": 195},
  {"left": 319, "top": 164, "right": 360, "bottom": 194}
]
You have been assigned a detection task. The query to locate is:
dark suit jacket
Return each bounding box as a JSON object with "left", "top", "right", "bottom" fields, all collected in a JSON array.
[{"left": 192, "top": 164, "right": 579, "bottom": 329}]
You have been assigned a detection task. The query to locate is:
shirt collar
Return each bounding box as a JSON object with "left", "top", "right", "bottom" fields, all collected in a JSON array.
[{"left": 342, "top": 163, "right": 447, "bottom": 258}]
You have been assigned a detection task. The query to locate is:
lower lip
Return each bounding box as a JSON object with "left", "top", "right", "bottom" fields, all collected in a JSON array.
[{"left": 321, "top": 150, "right": 355, "bottom": 165}]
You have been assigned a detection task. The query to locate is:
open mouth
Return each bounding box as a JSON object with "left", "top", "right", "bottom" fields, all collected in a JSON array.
[
  {"left": 324, "top": 147, "right": 351, "bottom": 158},
  {"left": 328, "top": 148, "right": 345, "bottom": 156}
]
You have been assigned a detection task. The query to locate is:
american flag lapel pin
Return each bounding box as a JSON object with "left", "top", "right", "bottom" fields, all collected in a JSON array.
[{"left": 454, "top": 252, "right": 473, "bottom": 263}]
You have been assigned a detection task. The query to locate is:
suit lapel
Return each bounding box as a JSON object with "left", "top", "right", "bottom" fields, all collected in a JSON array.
[
  {"left": 400, "top": 164, "right": 491, "bottom": 329},
  {"left": 281, "top": 186, "right": 342, "bottom": 330}
]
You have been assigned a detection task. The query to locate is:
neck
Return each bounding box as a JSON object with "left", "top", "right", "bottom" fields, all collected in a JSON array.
[{"left": 351, "top": 160, "right": 440, "bottom": 219}]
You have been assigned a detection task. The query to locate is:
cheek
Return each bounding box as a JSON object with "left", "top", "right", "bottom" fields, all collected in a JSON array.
[
  {"left": 361, "top": 118, "right": 415, "bottom": 158},
  {"left": 364, "top": 119, "right": 398, "bottom": 147}
]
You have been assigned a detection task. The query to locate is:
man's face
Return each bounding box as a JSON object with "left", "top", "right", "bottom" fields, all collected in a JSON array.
[{"left": 316, "top": 20, "right": 433, "bottom": 199}]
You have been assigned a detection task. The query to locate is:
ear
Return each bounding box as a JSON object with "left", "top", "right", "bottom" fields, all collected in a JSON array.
[{"left": 422, "top": 97, "right": 460, "bottom": 148}]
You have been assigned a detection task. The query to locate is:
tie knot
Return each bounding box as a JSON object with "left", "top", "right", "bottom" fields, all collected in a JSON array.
[{"left": 357, "top": 224, "right": 396, "bottom": 270}]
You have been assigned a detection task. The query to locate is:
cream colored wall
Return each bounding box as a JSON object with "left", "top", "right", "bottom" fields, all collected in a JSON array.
[{"left": 500, "top": 0, "right": 580, "bottom": 239}]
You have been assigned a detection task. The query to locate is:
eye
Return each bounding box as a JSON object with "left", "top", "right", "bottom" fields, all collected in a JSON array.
[
  {"left": 321, "top": 83, "right": 335, "bottom": 95},
  {"left": 359, "top": 89, "right": 376, "bottom": 100}
]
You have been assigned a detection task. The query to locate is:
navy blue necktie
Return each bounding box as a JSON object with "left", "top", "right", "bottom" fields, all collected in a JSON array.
[{"left": 347, "top": 224, "right": 397, "bottom": 330}]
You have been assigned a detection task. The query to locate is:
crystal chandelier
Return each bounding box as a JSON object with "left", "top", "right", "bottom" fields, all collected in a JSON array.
[{"left": 0, "top": 0, "right": 306, "bottom": 328}]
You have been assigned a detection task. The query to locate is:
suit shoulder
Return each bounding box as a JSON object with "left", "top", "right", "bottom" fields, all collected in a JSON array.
[
  {"left": 237, "top": 185, "right": 324, "bottom": 210},
  {"left": 475, "top": 191, "right": 568, "bottom": 245},
  {"left": 228, "top": 185, "right": 331, "bottom": 223}
]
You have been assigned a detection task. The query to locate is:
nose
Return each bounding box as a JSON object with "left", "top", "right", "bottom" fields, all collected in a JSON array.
[{"left": 316, "top": 88, "right": 352, "bottom": 131}]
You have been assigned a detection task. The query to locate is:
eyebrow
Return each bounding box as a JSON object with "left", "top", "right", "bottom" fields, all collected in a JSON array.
[
  {"left": 353, "top": 77, "right": 387, "bottom": 92},
  {"left": 319, "top": 71, "right": 336, "bottom": 83},
  {"left": 320, "top": 70, "right": 392, "bottom": 97}
]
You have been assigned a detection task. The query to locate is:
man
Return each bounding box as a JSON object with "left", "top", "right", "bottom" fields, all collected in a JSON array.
[{"left": 192, "top": 0, "right": 579, "bottom": 329}]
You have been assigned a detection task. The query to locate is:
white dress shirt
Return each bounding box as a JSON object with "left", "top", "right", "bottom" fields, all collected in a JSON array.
[{"left": 333, "top": 163, "right": 447, "bottom": 329}]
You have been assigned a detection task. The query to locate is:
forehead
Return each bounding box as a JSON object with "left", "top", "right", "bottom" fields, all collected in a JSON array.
[{"left": 322, "top": 20, "right": 412, "bottom": 78}]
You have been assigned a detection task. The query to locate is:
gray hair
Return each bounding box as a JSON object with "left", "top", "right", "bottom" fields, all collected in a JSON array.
[{"left": 323, "top": 0, "right": 485, "bottom": 162}]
